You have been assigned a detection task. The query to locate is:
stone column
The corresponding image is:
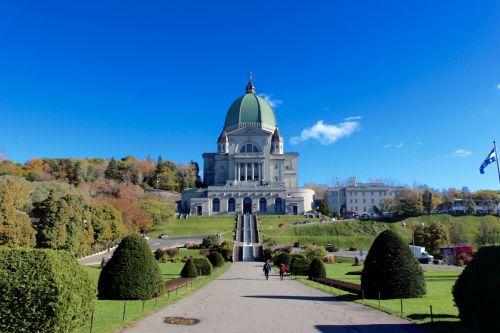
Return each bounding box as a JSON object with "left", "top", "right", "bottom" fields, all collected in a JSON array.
[
  {"left": 245, "top": 163, "right": 248, "bottom": 181},
  {"left": 251, "top": 163, "right": 255, "bottom": 181},
  {"left": 234, "top": 164, "right": 237, "bottom": 181}
]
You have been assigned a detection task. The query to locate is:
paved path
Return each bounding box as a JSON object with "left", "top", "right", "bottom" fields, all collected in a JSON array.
[
  {"left": 78, "top": 236, "right": 204, "bottom": 265},
  {"left": 121, "top": 262, "right": 428, "bottom": 333}
]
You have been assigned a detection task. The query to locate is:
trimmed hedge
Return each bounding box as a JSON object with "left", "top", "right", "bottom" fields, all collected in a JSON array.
[
  {"left": 0, "top": 248, "right": 96, "bottom": 333},
  {"left": 208, "top": 251, "right": 225, "bottom": 268},
  {"left": 308, "top": 258, "right": 326, "bottom": 279},
  {"left": 274, "top": 252, "right": 292, "bottom": 268},
  {"left": 192, "top": 257, "right": 213, "bottom": 275},
  {"left": 361, "top": 230, "right": 426, "bottom": 299},
  {"left": 180, "top": 258, "right": 199, "bottom": 278},
  {"left": 98, "top": 235, "right": 164, "bottom": 300},
  {"left": 290, "top": 256, "right": 311, "bottom": 276},
  {"left": 453, "top": 245, "right": 500, "bottom": 332}
]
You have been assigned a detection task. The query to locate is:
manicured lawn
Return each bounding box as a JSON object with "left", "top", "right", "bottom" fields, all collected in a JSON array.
[
  {"left": 77, "top": 261, "right": 230, "bottom": 333},
  {"left": 297, "top": 262, "right": 465, "bottom": 333},
  {"left": 150, "top": 215, "right": 235, "bottom": 238}
]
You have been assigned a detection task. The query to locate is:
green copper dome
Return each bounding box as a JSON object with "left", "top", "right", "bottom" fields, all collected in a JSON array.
[{"left": 224, "top": 80, "right": 277, "bottom": 131}]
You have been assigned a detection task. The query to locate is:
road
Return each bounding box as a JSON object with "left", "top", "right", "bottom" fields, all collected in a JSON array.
[
  {"left": 121, "top": 262, "right": 428, "bottom": 333},
  {"left": 78, "top": 236, "right": 204, "bottom": 265}
]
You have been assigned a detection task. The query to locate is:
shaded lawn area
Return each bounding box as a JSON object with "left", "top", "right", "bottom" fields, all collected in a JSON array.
[
  {"left": 77, "top": 261, "right": 230, "bottom": 333},
  {"left": 297, "top": 262, "right": 465, "bottom": 333}
]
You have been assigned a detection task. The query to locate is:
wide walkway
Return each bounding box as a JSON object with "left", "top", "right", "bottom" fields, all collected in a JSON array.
[{"left": 121, "top": 262, "right": 428, "bottom": 333}]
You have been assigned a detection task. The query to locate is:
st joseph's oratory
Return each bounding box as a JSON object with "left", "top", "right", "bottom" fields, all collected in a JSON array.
[{"left": 181, "top": 75, "right": 314, "bottom": 215}]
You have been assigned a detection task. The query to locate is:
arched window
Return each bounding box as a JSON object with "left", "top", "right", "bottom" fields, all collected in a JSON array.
[
  {"left": 228, "top": 198, "right": 236, "bottom": 212},
  {"left": 275, "top": 197, "right": 283, "bottom": 214},
  {"left": 212, "top": 198, "right": 220, "bottom": 212},
  {"left": 240, "top": 143, "right": 259, "bottom": 153},
  {"left": 259, "top": 197, "right": 267, "bottom": 212}
]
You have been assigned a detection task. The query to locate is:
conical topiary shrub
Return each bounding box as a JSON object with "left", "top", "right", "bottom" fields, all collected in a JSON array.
[
  {"left": 453, "top": 245, "right": 500, "bottom": 332},
  {"left": 207, "top": 251, "right": 225, "bottom": 268},
  {"left": 274, "top": 252, "right": 292, "bottom": 268},
  {"left": 308, "top": 258, "right": 326, "bottom": 279},
  {"left": 361, "top": 230, "right": 426, "bottom": 299},
  {"left": 180, "top": 258, "right": 199, "bottom": 278},
  {"left": 98, "top": 235, "right": 164, "bottom": 300}
]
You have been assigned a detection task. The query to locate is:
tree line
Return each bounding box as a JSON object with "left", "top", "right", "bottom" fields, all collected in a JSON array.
[{"left": 0, "top": 155, "right": 202, "bottom": 191}]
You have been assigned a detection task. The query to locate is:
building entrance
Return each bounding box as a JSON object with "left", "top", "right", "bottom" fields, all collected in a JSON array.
[{"left": 243, "top": 197, "right": 252, "bottom": 214}]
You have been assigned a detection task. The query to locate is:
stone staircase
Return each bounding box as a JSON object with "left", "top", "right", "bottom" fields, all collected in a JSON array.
[{"left": 233, "top": 214, "right": 263, "bottom": 262}]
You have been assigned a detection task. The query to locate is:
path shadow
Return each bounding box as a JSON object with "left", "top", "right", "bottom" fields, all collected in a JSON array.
[
  {"left": 217, "top": 277, "right": 274, "bottom": 281},
  {"left": 407, "top": 313, "right": 458, "bottom": 321},
  {"left": 243, "top": 295, "right": 343, "bottom": 302},
  {"left": 315, "top": 324, "right": 427, "bottom": 333}
]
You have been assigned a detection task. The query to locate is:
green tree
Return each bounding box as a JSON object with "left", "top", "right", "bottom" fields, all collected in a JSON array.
[
  {"left": 317, "top": 200, "right": 330, "bottom": 216},
  {"left": 36, "top": 192, "right": 71, "bottom": 249},
  {"left": 453, "top": 245, "right": 500, "bottom": 332},
  {"left": 105, "top": 157, "right": 121, "bottom": 180},
  {"left": 361, "top": 230, "right": 426, "bottom": 299},
  {"left": 475, "top": 221, "right": 500, "bottom": 246},
  {"left": 98, "top": 235, "right": 164, "bottom": 300},
  {"left": 422, "top": 189, "right": 433, "bottom": 214},
  {"left": 157, "top": 168, "right": 179, "bottom": 191},
  {"left": 0, "top": 176, "right": 36, "bottom": 247}
]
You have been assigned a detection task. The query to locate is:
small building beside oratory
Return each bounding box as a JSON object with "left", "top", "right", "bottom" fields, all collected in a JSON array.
[{"left": 181, "top": 77, "right": 314, "bottom": 216}]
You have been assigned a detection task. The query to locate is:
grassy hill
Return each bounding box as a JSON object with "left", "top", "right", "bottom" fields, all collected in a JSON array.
[
  {"left": 261, "top": 214, "right": 499, "bottom": 249},
  {"left": 149, "top": 213, "right": 498, "bottom": 249}
]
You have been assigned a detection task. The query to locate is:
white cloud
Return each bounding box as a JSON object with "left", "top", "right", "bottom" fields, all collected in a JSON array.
[
  {"left": 258, "top": 93, "right": 282, "bottom": 108},
  {"left": 453, "top": 149, "right": 472, "bottom": 157},
  {"left": 496, "top": 83, "right": 500, "bottom": 90},
  {"left": 344, "top": 116, "right": 362, "bottom": 121},
  {"left": 395, "top": 143, "right": 404, "bottom": 149},
  {"left": 416, "top": 141, "right": 423, "bottom": 146},
  {"left": 383, "top": 144, "right": 392, "bottom": 148},
  {"left": 290, "top": 119, "right": 360, "bottom": 145}
]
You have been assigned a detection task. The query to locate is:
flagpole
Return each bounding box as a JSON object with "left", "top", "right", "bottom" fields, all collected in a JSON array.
[{"left": 494, "top": 141, "right": 500, "bottom": 185}]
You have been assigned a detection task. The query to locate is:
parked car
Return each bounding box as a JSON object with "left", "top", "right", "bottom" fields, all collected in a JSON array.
[
  {"left": 359, "top": 214, "right": 370, "bottom": 220},
  {"left": 302, "top": 221, "right": 311, "bottom": 225},
  {"left": 293, "top": 221, "right": 302, "bottom": 226},
  {"left": 142, "top": 235, "right": 150, "bottom": 240},
  {"left": 159, "top": 234, "right": 168, "bottom": 239}
]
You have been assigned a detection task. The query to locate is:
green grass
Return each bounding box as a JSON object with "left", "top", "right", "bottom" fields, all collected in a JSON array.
[
  {"left": 261, "top": 214, "right": 499, "bottom": 249},
  {"left": 77, "top": 261, "right": 230, "bottom": 333},
  {"left": 149, "top": 215, "right": 236, "bottom": 239},
  {"left": 297, "top": 262, "right": 466, "bottom": 333}
]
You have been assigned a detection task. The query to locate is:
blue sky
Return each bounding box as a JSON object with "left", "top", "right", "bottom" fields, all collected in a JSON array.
[{"left": 0, "top": 0, "right": 499, "bottom": 190}]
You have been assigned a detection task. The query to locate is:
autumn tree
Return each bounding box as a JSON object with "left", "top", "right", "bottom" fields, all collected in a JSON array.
[
  {"left": 105, "top": 198, "right": 152, "bottom": 234},
  {"left": 393, "top": 189, "right": 423, "bottom": 216},
  {"left": 414, "top": 223, "right": 450, "bottom": 256},
  {"left": 0, "top": 176, "right": 36, "bottom": 247}
]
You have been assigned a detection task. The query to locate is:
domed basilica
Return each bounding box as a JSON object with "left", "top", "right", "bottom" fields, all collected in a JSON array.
[{"left": 181, "top": 75, "right": 314, "bottom": 215}]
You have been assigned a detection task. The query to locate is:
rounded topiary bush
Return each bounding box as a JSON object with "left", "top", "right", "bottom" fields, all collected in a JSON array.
[
  {"left": 208, "top": 251, "right": 225, "bottom": 268},
  {"left": 0, "top": 248, "right": 96, "bottom": 333},
  {"left": 274, "top": 252, "right": 292, "bottom": 268},
  {"left": 290, "top": 256, "right": 311, "bottom": 276},
  {"left": 193, "top": 257, "right": 213, "bottom": 275},
  {"left": 361, "top": 230, "right": 426, "bottom": 299},
  {"left": 453, "top": 245, "right": 500, "bottom": 333},
  {"left": 308, "top": 258, "right": 326, "bottom": 279},
  {"left": 180, "top": 258, "right": 199, "bottom": 278},
  {"left": 98, "top": 235, "right": 164, "bottom": 300}
]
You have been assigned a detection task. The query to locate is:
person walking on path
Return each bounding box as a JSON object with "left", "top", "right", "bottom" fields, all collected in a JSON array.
[
  {"left": 263, "top": 261, "right": 271, "bottom": 280},
  {"left": 279, "top": 263, "right": 287, "bottom": 280}
]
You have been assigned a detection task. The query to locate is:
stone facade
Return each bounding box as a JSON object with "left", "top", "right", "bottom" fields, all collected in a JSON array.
[
  {"left": 324, "top": 182, "right": 403, "bottom": 215},
  {"left": 181, "top": 77, "right": 314, "bottom": 216}
]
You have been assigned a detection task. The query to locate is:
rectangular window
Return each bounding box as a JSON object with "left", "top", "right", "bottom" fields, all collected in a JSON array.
[
  {"left": 363, "top": 198, "right": 366, "bottom": 204},
  {"left": 371, "top": 198, "right": 374, "bottom": 203}
]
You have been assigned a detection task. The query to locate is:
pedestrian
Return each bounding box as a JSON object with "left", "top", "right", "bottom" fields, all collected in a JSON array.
[
  {"left": 354, "top": 256, "right": 360, "bottom": 266},
  {"left": 279, "top": 263, "right": 286, "bottom": 280},
  {"left": 263, "top": 261, "right": 271, "bottom": 280}
]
